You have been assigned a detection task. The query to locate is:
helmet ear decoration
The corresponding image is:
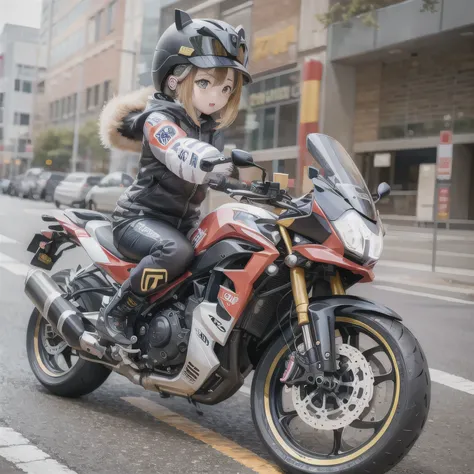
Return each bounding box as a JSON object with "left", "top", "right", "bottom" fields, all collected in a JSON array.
[
  {"left": 236, "top": 25, "right": 246, "bottom": 41},
  {"left": 175, "top": 9, "right": 192, "bottom": 31}
]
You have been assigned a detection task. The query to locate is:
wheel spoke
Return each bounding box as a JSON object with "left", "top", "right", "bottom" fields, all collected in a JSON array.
[
  {"left": 349, "top": 334, "right": 360, "bottom": 350},
  {"left": 330, "top": 428, "right": 344, "bottom": 455},
  {"left": 350, "top": 418, "right": 383, "bottom": 430},
  {"left": 54, "top": 353, "right": 68, "bottom": 372},
  {"left": 278, "top": 411, "right": 298, "bottom": 428},
  {"left": 362, "top": 346, "right": 384, "bottom": 361},
  {"left": 374, "top": 370, "right": 394, "bottom": 385}
]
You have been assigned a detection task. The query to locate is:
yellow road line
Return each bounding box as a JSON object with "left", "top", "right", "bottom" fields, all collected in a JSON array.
[{"left": 123, "top": 396, "right": 281, "bottom": 473}]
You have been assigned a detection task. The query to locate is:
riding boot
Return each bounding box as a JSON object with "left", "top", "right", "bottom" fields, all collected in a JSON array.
[{"left": 96, "top": 279, "right": 146, "bottom": 345}]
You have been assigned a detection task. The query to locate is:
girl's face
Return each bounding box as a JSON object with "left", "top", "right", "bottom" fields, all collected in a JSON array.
[{"left": 192, "top": 68, "right": 235, "bottom": 116}]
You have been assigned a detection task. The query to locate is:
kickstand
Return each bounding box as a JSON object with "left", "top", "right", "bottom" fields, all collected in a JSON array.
[{"left": 188, "top": 398, "right": 203, "bottom": 416}]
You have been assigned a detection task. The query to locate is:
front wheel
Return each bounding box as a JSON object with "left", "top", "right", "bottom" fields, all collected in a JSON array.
[
  {"left": 251, "top": 314, "right": 430, "bottom": 474},
  {"left": 26, "top": 270, "right": 111, "bottom": 397}
]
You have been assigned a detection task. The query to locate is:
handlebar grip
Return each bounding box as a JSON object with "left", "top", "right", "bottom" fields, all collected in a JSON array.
[{"left": 208, "top": 176, "right": 247, "bottom": 192}]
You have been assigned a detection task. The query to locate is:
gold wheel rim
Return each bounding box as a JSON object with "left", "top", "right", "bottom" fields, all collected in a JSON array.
[{"left": 263, "top": 316, "right": 401, "bottom": 466}]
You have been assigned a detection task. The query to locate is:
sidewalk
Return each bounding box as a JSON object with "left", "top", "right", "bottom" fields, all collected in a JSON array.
[
  {"left": 375, "top": 260, "right": 474, "bottom": 300},
  {"left": 381, "top": 214, "right": 474, "bottom": 231}
]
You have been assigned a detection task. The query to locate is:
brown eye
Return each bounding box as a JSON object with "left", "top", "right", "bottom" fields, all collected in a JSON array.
[
  {"left": 222, "top": 85, "right": 232, "bottom": 94},
  {"left": 195, "top": 79, "right": 210, "bottom": 89}
]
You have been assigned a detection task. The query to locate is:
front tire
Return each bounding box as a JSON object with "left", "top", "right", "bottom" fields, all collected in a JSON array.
[
  {"left": 251, "top": 314, "right": 430, "bottom": 474},
  {"left": 26, "top": 270, "right": 111, "bottom": 397}
]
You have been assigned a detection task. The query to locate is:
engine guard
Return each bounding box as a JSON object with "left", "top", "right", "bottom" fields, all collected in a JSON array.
[{"left": 307, "top": 295, "right": 402, "bottom": 373}]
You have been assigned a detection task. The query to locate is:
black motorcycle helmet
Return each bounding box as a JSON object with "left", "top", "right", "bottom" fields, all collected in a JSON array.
[{"left": 152, "top": 9, "right": 252, "bottom": 91}]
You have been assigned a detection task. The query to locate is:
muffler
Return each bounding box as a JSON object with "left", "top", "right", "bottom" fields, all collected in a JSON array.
[{"left": 25, "top": 269, "right": 106, "bottom": 358}]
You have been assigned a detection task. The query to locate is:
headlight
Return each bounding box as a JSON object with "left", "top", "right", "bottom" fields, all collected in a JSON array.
[{"left": 332, "top": 210, "right": 383, "bottom": 261}]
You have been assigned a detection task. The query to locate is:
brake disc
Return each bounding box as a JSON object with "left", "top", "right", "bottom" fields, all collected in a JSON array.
[
  {"left": 292, "top": 343, "right": 374, "bottom": 431},
  {"left": 41, "top": 323, "right": 67, "bottom": 355}
]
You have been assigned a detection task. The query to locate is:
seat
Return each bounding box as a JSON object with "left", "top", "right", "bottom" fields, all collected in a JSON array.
[
  {"left": 64, "top": 209, "right": 109, "bottom": 228},
  {"left": 92, "top": 223, "right": 139, "bottom": 263}
]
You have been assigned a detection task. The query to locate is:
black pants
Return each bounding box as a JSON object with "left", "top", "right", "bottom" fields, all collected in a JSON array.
[{"left": 113, "top": 218, "right": 195, "bottom": 295}]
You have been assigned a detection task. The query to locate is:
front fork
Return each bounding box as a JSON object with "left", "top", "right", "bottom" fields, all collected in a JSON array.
[{"left": 280, "top": 226, "right": 343, "bottom": 375}]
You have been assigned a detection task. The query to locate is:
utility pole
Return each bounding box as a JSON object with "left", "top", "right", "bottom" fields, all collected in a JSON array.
[{"left": 70, "top": 61, "right": 84, "bottom": 173}]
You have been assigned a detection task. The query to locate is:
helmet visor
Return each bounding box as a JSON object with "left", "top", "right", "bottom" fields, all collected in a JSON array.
[{"left": 188, "top": 55, "right": 252, "bottom": 84}]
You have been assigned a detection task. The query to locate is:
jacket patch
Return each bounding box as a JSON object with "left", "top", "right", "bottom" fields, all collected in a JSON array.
[{"left": 149, "top": 121, "right": 186, "bottom": 150}]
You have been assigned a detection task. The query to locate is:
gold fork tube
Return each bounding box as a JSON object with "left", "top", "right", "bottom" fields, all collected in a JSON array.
[
  {"left": 330, "top": 272, "right": 345, "bottom": 295},
  {"left": 279, "top": 225, "right": 310, "bottom": 326},
  {"left": 291, "top": 267, "right": 310, "bottom": 325}
]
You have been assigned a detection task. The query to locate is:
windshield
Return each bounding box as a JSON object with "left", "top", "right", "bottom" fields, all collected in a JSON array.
[{"left": 307, "top": 133, "right": 377, "bottom": 221}]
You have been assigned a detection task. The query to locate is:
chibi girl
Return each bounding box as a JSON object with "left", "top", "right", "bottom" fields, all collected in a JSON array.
[{"left": 98, "top": 9, "right": 251, "bottom": 344}]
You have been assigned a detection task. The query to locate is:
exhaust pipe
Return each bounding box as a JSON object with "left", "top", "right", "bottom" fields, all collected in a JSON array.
[{"left": 25, "top": 269, "right": 106, "bottom": 359}]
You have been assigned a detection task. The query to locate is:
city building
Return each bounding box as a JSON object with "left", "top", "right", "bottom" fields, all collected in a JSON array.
[
  {"left": 33, "top": 0, "right": 139, "bottom": 173},
  {"left": 0, "top": 24, "right": 41, "bottom": 178},
  {"left": 321, "top": 0, "right": 474, "bottom": 221}
]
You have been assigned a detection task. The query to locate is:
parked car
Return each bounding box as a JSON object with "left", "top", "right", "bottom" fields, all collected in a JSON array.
[
  {"left": 85, "top": 172, "right": 134, "bottom": 212},
  {"left": 53, "top": 172, "right": 104, "bottom": 208},
  {"left": 18, "top": 168, "right": 44, "bottom": 198},
  {"left": 0, "top": 179, "right": 10, "bottom": 194},
  {"left": 33, "top": 171, "right": 67, "bottom": 201},
  {"left": 8, "top": 174, "right": 25, "bottom": 197}
]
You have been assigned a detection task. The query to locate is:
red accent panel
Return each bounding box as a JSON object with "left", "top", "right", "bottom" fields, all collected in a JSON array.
[
  {"left": 192, "top": 206, "right": 279, "bottom": 319},
  {"left": 97, "top": 248, "right": 136, "bottom": 284},
  {"left": 293, "top": 244, "right": 374, "bottom": 283},
  {"left": 149, "top": 271, "right": 192, "bottom": 303},
  {"left": 148, "top": 121, "right": 186, "bottom": 151}
]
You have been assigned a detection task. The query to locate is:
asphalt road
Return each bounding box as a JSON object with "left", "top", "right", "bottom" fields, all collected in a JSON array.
[{"left": 0, "top": 194, "right": 473, "bottom": 474}]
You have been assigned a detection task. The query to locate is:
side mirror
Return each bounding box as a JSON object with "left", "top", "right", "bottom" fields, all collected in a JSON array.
[
  {"left": 374, "top": 182, "right": 391, "bottom": 203},
  {"left": 308, "top": 166, "right": 319, "bottom": 179},
  {"left": 231, "top": 149, "right": 254, "bottom": 167}
]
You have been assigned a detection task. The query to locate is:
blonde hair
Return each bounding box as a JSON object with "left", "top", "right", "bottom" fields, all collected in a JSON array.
[{"left": 176, "top": 40, "right": 246, "bottom": 129}]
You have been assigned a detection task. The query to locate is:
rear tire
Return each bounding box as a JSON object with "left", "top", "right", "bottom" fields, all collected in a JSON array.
[
  {"left": 251, "top": 314, "right": 430, "bottom": 474},
  {"left": 26, "top": 270, "right": 111, "bottom": 397},
  {"left": 55, "top": 200, "right": 61, "bottom": 208},
  {"left": 88, "top": 200, "right": 97, "bottom": 211}
]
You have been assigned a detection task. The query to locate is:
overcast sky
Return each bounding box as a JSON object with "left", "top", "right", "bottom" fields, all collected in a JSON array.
[{"left": 0, "top": 0, "right": 42, "bottom": 33}]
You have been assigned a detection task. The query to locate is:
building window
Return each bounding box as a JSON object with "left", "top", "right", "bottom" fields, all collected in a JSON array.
[
  {"left": 14, "top": 79, "right": 21, "bottom": 91},
  {"left": 49, "top": 103, "right": 54, "bottom": 120},
  {"left": 245, "top": 69, "right": 300, "bottom": 151},
  {"left": 94, "top": 84, "right": 100, "bottom": 107},
  {"left": 22, "top": 81, "right": 33, "bottom": 93},
  {"left": 277, "top": 102, "right": 299, "bottom": 147},
  {"left": 86, "top": 87, "right": 92, "bottom": 109},
  {"left": 60, "top": 97, "right": 66, "bottom": 117},
  {"left": 18, "top": 139, "right": 28, "bottom": 153},
  {"left": 0, "top": 109, "right": 3, "bottom": 124},
  {"left": 14, "top": 113, "right": 30, "bottom": 125},
  {"left": 72, "top": 93, "right": 77, "bottom": 115},
  {"left": 95, "top": 10, "right": 103, "bottom": 41},
  {"left": 0, "top": 92, "right": 3, "bottom": 107},
  {"left": 0, "top": 128, "right": 3, "bottom": 141},
  {"left": 88, "top": 17, "right": 95, "bottom": 44},
  {"left": 103, "top": 80, "right": 111, "bottom": 102},
  {"left": 107, "top": 1, "right": 117, "bottom": 34}
]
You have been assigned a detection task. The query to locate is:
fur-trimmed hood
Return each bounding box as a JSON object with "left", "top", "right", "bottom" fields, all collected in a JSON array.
[
  {"left": 99, "top": 87, "right": 154, "bottom": 153},
  {"left": 99, "top": 88, "right": 221, "bottom": 154}
]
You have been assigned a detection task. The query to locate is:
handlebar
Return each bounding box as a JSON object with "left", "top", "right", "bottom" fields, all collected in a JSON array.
[{"left": 208, "top": 176, "right": 248, "bottom": 192}]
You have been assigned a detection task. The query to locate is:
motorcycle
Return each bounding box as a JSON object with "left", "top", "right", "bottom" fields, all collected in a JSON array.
[{"left": 24, "top": 133, "right": 430, "bottom": 474}]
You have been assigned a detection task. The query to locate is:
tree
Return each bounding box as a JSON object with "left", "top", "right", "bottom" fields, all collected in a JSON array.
[
  {"left": 32, "top": 128, "right": 73, "bottom": 171},
  {"left": 318, "top": 0, "right": 438, "bottom": 27},
  {"left": 79, "top": 120, "right": 110, "bottom": 173}
]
